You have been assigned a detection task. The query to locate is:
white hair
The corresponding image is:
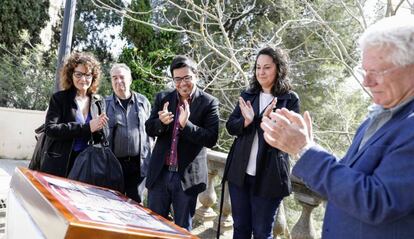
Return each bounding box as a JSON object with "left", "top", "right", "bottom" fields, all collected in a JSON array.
[
  {"left": 110, "top": 63, "right": 132, "bottom": 79},
  {"left": 358, "top": 15, "right": 414, "bottom": 66}
]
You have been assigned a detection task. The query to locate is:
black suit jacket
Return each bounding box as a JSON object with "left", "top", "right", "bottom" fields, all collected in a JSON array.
[{"left": 145, "top": 88, "right": 219, "bottom": 194}]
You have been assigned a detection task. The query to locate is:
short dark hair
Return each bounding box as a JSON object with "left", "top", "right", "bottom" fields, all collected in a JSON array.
[
  {"left": 170, "top": 55, "right": 198, "bottom": 77},
  {"left": 250, "top": 47, "right": 292, "bottom": 96}
]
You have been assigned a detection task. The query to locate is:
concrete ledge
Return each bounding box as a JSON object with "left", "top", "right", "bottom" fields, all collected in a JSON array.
[{"left": 0, "top": 107, "right": 46, "bottom": 160}]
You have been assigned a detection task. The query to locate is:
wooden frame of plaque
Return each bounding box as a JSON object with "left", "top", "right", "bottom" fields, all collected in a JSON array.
[{"left": 9, "top": 167, "right": 199, "bottom": 239}]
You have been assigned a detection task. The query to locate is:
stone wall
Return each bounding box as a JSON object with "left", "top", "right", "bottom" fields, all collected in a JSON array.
[{"left": 0, "top": 107, "right": 45, "bottom": 160}]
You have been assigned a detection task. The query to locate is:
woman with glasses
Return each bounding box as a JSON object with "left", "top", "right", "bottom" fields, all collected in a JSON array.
[
  {"left": 40, "top": 52, "right": 108, "bottom": 177},
  {"left": 224, "top": 47, "right": 300, "bottom": 239}
]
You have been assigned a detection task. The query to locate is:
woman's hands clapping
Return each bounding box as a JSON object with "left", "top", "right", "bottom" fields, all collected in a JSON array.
[
  {"left": 239, "top": 97, "right": 254, "bottom": 127},
  {"left": 263, "top": 98, "right": 277, "bottom": 118}
]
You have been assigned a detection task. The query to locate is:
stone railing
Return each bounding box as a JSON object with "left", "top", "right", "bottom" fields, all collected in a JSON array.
[{"left": 198, "top": 150, "right": 324, "bottom": 239}]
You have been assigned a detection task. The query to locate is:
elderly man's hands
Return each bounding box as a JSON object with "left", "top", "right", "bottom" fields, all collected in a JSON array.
[{"left": 260, "top": 108, "right": 313, "bottom": 155}]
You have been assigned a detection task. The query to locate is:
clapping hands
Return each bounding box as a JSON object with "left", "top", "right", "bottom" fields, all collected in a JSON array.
[
  {"left": 261, "top": 109, "right": 313, "bottom": 155},
  {"left": 179, "top": 99, "right": 190, "bottom": 128},
  {"left": 263, "top": 98, "right": 277, "bottom": 118},
  {"left": 158, "top": 102, "right": 174, "bottom": 125},
  {"left": 158, "top": 100, "right": 191, "bottom": 128},
  {"left": 239, "top": 97, "right": 254, "bottom": 127}
]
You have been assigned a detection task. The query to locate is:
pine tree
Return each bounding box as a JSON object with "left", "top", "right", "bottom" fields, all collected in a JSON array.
[{"left": 0, "top": 0, "right": 49, "bottom": 52}]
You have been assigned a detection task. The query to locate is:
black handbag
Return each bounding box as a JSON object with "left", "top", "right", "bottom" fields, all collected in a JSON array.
[
  {"left": 67, "top": 141, "right": 124, "bottom": 192},
  {"left": 28, "top": 124, "right": 46, "bottom": 171},
  {"left": 68, "top": 101, "right": 124, "bottom": 192}
]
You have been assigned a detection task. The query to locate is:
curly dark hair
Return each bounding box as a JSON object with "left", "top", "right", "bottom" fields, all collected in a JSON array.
[
  {"left": 60, "top": 52, "right": 101, "bottom": 94},
  {"left": 250, "top": 47, "right": 292, "bottom": 96}
]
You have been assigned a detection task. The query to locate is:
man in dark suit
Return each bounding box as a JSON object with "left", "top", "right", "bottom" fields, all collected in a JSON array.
[
  {"left": 261, "top": 15, "right": 414, "bottom": 239},
  {"left": 145, "top": 55, "right": 219, "bottom": 230}
]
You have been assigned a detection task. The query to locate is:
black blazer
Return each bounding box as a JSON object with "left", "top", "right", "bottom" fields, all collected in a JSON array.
[
  {"left": 41, "top": 88, "right": 104, "bottom": 177},
  {"left": 225, "top": 89, "right": 300, "bottom": 198},
  {"left": 145, "top": 88, "right": 219, "bottom": 195}
]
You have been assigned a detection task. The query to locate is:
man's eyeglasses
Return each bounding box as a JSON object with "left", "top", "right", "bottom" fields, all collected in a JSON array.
[
  {"left": 73, "top": 71, "right": 93, "bottom": 80},
  {"left": 173, "top": 75, "right": 193, "bottom": 84},
  {"left": 354, "top": 64, "right": 410, "bottom": 81}
]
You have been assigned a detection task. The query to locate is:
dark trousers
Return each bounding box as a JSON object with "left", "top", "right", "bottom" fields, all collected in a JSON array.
[
  {"left": 147, "top": 168, "right": 198, "bottom": 231},
  {"left": 118, "top": 156, "right": 143, "bottom": 203},
  {"left": 228, "top": 174, "right": 282, "bottom": 239}
]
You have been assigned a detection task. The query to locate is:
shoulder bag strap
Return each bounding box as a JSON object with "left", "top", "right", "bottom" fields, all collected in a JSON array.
[{"left": 93, "top": 99, "right": 109, "bottom": 147}]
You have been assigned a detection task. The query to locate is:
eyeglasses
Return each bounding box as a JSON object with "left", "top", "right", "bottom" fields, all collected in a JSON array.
[
  {"left": 73, "top": 71, "right": 93, "bottom": 80},
  {"left": 173, "top": 75, "right": 193, "bottom": 84},
  {"left": 354, "top": 64, "right": 410, "bottom": 81}
]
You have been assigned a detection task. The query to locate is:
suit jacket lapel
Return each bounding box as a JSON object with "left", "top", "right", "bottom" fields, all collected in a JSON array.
[
  {"left": 189, "top": 88, "right": 201, "bottom": 118},
  {"left": 348, "top": 121, "right": 393, "bottom": 167},
  {"left": 347, "top": 100, "right": 414, "bottom": 167},
  {"left": 343, "top": 120, "right": 369, "bottom": 166},
  {"left": 168, "top": 90, "right": 178, "bottom": 116}
]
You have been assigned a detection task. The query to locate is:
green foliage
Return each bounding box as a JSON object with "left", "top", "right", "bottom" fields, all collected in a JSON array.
[
  {"left": 71, "top": 0, "right": 125, "bottom": 62},
  {"left": 149, "top": 0, "right": 369, "bottom": 155},
  {"left": 0, "top": 0, "right": 380, "bottom": 158},
  {"left": 118, "top": 47, "right": 172, "bottom": 101},
  {"left": 119, "top": 0, "right": 180, "bottom": 102},
  {"left": 97, "top": 73, "right": 113, "bottom": 98},
  {"left": 121, "top": 0, "right": 153, "bottom": 47},
  {"left": 50, "top": 0, "right": 127, "bottom": 98},
  {"left": 309, "top": 82, "right": 371, "bottom": 157},
  {"left": 277, "top": 1, "right": 367, "bottom": 155},
  {"left": 0, "top": 0, "right": 53, "bottom": 110},
  {"left": 0, "top": 0, "right": 49, "bottom": 52},
  {"left": 0, "top": 45, "right": 54, "bottom": 110}
]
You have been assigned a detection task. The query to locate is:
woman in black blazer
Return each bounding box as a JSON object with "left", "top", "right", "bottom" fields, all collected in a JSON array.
[
  {"left": 225, "top": 47, "right": 300, "bottom": 239},
  {"left": 41, "top": 52, "right": 108, "bottom": 177}
]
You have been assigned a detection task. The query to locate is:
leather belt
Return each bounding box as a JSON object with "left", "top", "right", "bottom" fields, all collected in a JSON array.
[{"left": 118, "top": 155, "right": 139, "bottom": 162}]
